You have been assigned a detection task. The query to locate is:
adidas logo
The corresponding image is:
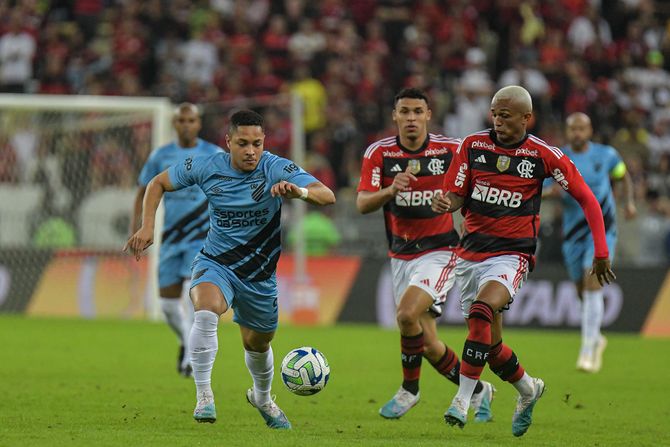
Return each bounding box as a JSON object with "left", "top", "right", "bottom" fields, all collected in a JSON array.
[
  {"left": 498, "top": 274, "right": 508, "bottom": 280},
  {"left": 420, "top": 278, "right": 430, "bottom": 286},
  {"left": 475, "top": 154, "right": 487, "bottom": 163},
  {"left": 391, "top": 164, "right": 402, "bottom": 172}
]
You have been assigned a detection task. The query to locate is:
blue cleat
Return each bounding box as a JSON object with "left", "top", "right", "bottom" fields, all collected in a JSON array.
[
  {"left": 512, "top": 378, "right": 545, "bottom": 437},
  {"left": 193, "top": 392, "right": 216, "bottom": 423},
  {"left": 379, "top": 387, "right": 420, "bottom": 419},
  {"left": 246, "top": 388, "right": 291, "bottom": 429},
  {"left": 471, "top": 381, "right": 496, "bottom": 423},
  {"left": 444, "top": 397, "right": 468, "bottom": 428}
]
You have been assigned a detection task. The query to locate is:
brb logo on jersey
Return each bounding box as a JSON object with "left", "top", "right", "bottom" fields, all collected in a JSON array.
[
  {"left": 471, "top": 183, "right": 523, "bottom": 208},
  {"left": 396, "top": 189, "right": 443, "bottom": 207}
]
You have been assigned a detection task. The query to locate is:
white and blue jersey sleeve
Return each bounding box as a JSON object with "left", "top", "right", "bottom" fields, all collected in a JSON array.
[{"left": 169, "top": 151, "right": 318, "bottom": 282}]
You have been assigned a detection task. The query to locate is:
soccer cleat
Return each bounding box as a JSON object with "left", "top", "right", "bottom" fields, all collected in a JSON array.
[
  {"left": 576, "top": 352, "right": 594, "bottom": 372},
  {"left": 379, "top": 387, "right": 420, "bottom": 419},
  {"left": 193, "top": 392, "right": 216, "bottom": 423},
  {"left": 591, "top": 336, "right": 608, "bottom": 373},
  {"left": 246, "top": 388, "right": 291, "bottom": 429},
  {"left": 512, "top": 377, "right": 545, "bottom": 437},
  {"left": 471, "top": 381, "right": 496, "bottom": 423},
  {"left": 444, "top": 397, "right": 468, "bottom": 428}
]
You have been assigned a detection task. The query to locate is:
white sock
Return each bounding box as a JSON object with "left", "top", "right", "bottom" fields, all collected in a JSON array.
[
  {"left": 454, "top": 374, "right": 478, "bottom": 410},
  {"left": 180, "top": 281, "right": 195, "bottom": 370},
  {"left": 160, "top": 297, "right": 185, "bottom": 341},
  {"left": 190, "top": 310, "right": 219, "bottom": 396},
  {"left": 245, "top": 347, "right": 274, "bottom": 406},
  {"left": 581, "top": 290, "right": 604, "bottom": 356},
  {"left": 512, "top": 372, "right": 534, "bottom": 397}
]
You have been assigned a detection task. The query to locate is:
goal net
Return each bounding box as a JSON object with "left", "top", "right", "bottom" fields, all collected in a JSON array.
[{"left": 0, "top": 93, "right": 308, "bottom": 321}]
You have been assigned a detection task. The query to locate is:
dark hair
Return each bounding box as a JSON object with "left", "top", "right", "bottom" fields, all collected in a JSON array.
[
  {"left": 229, "top": 109, "right": 264, "bottom": 134},
  {"left": 394, "top": 88, "right": 429, "bottom": 107}
]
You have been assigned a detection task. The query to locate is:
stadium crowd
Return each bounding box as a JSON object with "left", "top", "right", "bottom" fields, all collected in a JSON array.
[{"left": 0, "top": 0, "right": 669, "bottom": 263}]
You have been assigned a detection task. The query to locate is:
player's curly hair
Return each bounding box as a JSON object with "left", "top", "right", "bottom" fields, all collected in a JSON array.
[
  {"left": 228, "top": 109, "right": 264, "bottom": 134},
  {"left": 394, "top": 88, "right": 429, "bottom": 107}
]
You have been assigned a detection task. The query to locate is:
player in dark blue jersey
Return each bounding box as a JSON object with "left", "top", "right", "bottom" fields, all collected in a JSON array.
[
  {"left": 125, "top": 110, "right": 335, "bottom": 428},
  {"left": 549, "top": 112, "right": 636, "bottom": 373},
  {"left": 131, "top": 103, "right": 222, "bottom": 377}
]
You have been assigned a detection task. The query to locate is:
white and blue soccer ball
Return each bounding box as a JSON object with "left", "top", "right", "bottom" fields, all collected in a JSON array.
[{"left": 280, "top": 346, "right": 330, "bottom": 396}]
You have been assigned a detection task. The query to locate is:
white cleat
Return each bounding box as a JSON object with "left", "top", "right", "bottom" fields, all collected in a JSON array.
[
  {"left": 379, "top": 387, "right": 420, "bottom": 419},
  {"left": 576, "top": 352, "right": 594, "bottom": 372},
  {"left": 591, "top": 336, "right": 608, "bottom": 373}
]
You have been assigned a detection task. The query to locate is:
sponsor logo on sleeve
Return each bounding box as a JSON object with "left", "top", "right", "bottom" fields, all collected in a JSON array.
[
  {"left": 455, "top": 163, "right": 468, "bottom": 187},
  {"left": 552, "top": 168, "right": 569, "bottom": 190}
]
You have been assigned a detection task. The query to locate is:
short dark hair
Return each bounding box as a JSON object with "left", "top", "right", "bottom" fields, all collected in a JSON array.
[
  {"left": 394, "top": 88, "right": 429, "bottom": 107},
  {"left": 228, "top": 109, "right": 264, "bottom": 134}
]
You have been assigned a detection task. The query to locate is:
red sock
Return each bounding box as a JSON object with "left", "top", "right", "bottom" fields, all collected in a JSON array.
[
  {"left": 488, "top": 341, "right": 525, "bottom": 383},
  {"left": 460, "top": 301, "right": 494, "bottom": 379},
  {"left": 401, "top": 333, "right": 424, "bottom": 394}
]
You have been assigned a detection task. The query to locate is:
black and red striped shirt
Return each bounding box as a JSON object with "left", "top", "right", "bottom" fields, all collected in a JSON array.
[
  {"left": 444, "top": 129, "right": 609, "bottom": 266},
  {"left": 358, "top": 133, "right": 460, "bottom": 260}
]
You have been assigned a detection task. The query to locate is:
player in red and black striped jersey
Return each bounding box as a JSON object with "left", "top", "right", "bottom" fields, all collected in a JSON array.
[
  {"left": 357, "top": 88, "right": 495, "bottom": 421},
  {"left": 432, "top": 86, "right": 615, "bottom": 436}
]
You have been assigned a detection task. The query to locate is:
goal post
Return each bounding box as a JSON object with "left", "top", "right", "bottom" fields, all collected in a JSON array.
[{"left": 0, "top": 94, "right": 173, "bottom": 319}]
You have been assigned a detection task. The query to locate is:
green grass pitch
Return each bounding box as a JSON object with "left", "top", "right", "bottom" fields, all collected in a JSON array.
[{"left": 1, "top": 316, "right": 668, "bottom": 446}]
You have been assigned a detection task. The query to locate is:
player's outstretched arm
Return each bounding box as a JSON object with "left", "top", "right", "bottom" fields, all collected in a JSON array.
[
  {"left": 271, "top": 180, "right": 336, "bottom": 206},
  {"left": 561, "top": 162, "right": 615, "bottom": 284},
  {"left": 356, "top": 166, "right": 416, "bottom": 214},
  {"left": 124, "top": 170, "right": 176, "bottom": 260},
  {"left": 431, "top": 191, "right": 464, "bottom": 214},
  {"left": 129, "top": 186, "right": 147, "bottom": 236}
]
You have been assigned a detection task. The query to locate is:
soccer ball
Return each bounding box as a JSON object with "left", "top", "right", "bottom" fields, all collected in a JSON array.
[{"left": 280, "top": 346, "right": 330, "bottom": 396}]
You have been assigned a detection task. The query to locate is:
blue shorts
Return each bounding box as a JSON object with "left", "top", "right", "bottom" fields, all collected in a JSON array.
[
  {"left": 562, "top": 230, "right": 617, "bottom": 282},
  {"left": 190, "top": 253, "right": 278, "bottom": 333},
  {"left": 158, "top": 242, "right": 202, "bottom": 288}
]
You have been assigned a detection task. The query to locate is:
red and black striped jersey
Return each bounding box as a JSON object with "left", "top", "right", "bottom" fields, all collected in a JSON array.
[
  {"left": 444, "top": 129, "right": 609, "bottom": 266},
  {"left": 358, "top": 133, "right": 460, "bottom": 260}
]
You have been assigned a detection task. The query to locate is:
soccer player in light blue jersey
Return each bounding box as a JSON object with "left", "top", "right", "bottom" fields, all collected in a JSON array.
[
  {"left": 125, "top": 110, "right": 335, "bottom": 428},
  {"left": 553, "top": 112, "right": 636, "bottom": 373},
  {"left": 131, "top": 103, "right": 222, "bottom": 377}
]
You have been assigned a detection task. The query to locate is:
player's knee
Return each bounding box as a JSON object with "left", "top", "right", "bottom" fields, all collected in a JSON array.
[{"left": 396, "top": 306, "right": 419, "bottom": 329}]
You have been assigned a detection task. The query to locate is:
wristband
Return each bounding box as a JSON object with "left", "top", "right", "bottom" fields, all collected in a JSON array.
[{"left": 299, "top": 187, "right": 308, "bottom": 200}]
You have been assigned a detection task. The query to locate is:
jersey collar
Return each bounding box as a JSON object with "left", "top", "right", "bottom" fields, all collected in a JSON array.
[
  {"left": 488, "top": 129, "right": 529, "bottom": 149},
  {"left": 396, "top": 134, "right": 430, "bottom": 154}
]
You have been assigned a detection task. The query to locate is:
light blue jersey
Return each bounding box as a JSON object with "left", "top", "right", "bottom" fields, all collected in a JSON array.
[
  {"left": 168, "top": 151, "right": 318, "bottom": 332},
  {"left": 138, "top": 138, "right": 222, "bottom": 287},
  {"left": 559, "top": 142, "right": 622, "bottom": 280}
]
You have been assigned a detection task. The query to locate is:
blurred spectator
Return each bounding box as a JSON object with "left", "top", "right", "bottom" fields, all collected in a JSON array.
[
  {"left": 287, "top": 211, "right": 341, "bottom": 256},
  {"left": 290, "top": 65, "right": 327, "bottom": 134},
  {"left": 637, "top": 189, "right": 670, "bottom": 265},
  {"left": 32, "top": 215, "right": 77, "bottom": 248},
  {"left": 567, "top": 4, "right": 612, "bottom": 54},
  {"left": 0, "top": 9, "right": 36, "bottom": 92}
]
